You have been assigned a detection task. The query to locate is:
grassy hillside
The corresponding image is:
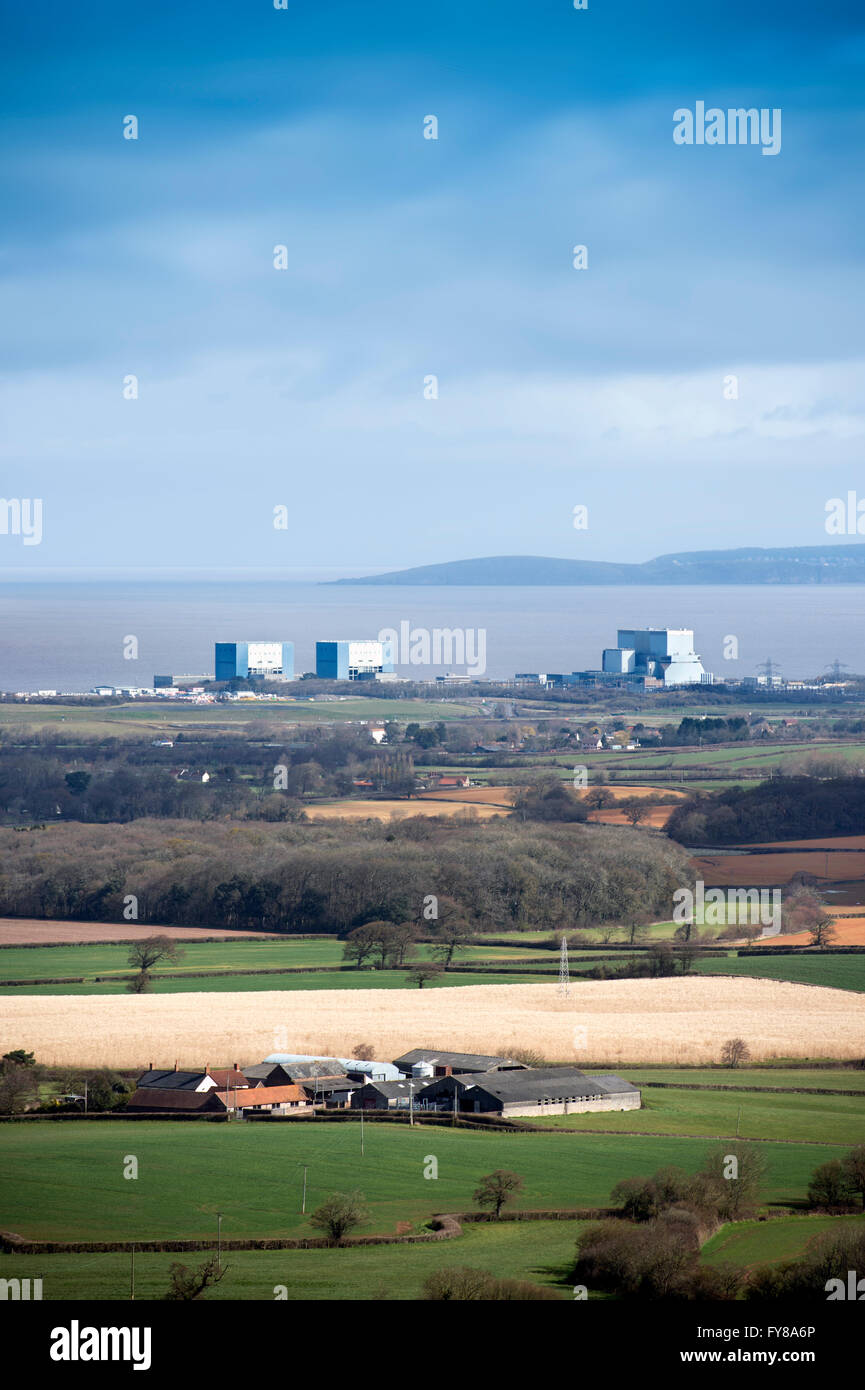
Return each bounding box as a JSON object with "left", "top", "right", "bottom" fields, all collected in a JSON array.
[{"left": 0, "top": 1122, "right": 847, "bottom": 1244}]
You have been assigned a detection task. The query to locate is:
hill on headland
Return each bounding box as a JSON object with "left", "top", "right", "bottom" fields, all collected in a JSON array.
[{"left": 330, "top": 545, "right": 865, "bottom": 586}]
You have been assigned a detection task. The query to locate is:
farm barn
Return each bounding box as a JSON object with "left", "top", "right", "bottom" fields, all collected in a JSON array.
[
  {"left": 392, "top": 1048, "right": 527, "bottom": 1076},
  {"left": 414, "top": 1067, "right": 641, "bottom": 1118}
]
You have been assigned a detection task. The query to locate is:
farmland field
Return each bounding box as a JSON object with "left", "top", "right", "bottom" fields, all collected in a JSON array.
[
  {"left": 0, "top": 939, "right": 553, "bottom": 981},
  {"left": 0, "top": 918, "right": 286, "bottom": 945},
  {"left": 615, "top": 1067, "right": 865, "bottom": 1091},
  {"left": 695, "top": 848, "right": 865, "bottom": 888},
  {"left": 0, "top": 698, "right": 479, "bottom": 736},
  {"left": 0, "top": 1221, "right": 583, "bottom": 1301},
  {"left": 0, "top": 970, "right": 551, "bottom": 996},
  {"left": 0, "top": 1121, "right": 848, "bottom": 1243},
  {"left": 701, "top": 1214, "right": 865, "bottom": 1270},
  {"left": 692, "top": 953, "right": 865, "bottom": 993},
  {"left": 6, "top": 1211, "right": 864, "bottom": 1301},
  {"left": 304, "top": 799, "right": 507, "bottom": 821},
  {"left": 523, "top": 1086, "right": 865, "bottom": 1144},
  {"left": 2, "top": 977, "right": 863, "bottom": 1068}
]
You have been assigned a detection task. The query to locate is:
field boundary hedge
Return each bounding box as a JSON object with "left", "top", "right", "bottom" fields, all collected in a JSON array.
[
  {"left": 640, "top": 1081, "right": 865, "bottom": 1097},
  {"left": 0, "top": 1216, "right": 463, "bottom": 1255},
  {"left": 737, "top": 946, "right": 865, "bottom": 956}
]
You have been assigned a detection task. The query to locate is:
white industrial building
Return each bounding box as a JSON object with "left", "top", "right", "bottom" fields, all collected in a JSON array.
[{"left": 599, "top": 628, "right": 713, "bottom": 687}]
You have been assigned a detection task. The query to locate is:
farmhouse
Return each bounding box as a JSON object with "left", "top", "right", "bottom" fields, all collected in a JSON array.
[
  {"left": 209, "top": 1066, "right": 248, "bottom": 1091},
  {"left": 393, "top": 1049, "right": 527, "bottom": 1077},
  {"left": 416, "top": 1067, "right": 641, "bottom": 1118}
]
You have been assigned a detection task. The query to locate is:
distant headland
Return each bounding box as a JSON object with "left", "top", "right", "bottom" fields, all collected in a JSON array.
[{"left": 329, "top": 545, "right": 865, "bottom": 587}]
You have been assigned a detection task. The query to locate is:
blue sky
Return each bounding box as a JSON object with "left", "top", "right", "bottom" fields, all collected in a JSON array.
[{"left": 1, "top": 0, "right": 863, "bottom": 576}]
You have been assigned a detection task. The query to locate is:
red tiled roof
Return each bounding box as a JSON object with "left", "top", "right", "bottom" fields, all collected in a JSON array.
[
  {"left": 219, "top": 1085, "right": 310, "bottom": 1109},
  {"left": 209, "top": 1068, "right": 249, "bottom": 1089}
]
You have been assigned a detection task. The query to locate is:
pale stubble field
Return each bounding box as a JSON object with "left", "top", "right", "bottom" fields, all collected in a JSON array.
[{"left": 2, "top": 977, "right": 863, "bottom": 1068}]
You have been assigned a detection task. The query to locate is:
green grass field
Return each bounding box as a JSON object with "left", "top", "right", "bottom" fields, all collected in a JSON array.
[
  {"left": 692, "top": 952, "right": 865, "bottom": 993},
  {"left": 524, "top": 1086, "right": 865, "bottom": 1145},
  {"left": 0, "top": 698, "right": 479, "bottom": 738},
  {"left": 0, "top": 1122, "right": 848, "bottom": 1245},
  {"left": 0, "top": 1220, "right": 581, "bottom": 1301},
  {"left": 0, "top": 939, "right": 553, "bottom": 981},
  {"left": 0, "top": 969, "right": 551, "bottom": 996},
  {"left": 5, "top": 1212, "right": 864, "bottom": 1301},
  {"left": 616, "top": 1068, "right": 865, "bottom": 1092},
  {"left": 702, "top": 1214, "right": 865, "bottom": 1270}
]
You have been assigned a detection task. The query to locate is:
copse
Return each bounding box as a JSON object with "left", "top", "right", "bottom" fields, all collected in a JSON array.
[
  {"left": 666, "top": 774, "right": 865, "bottom": 846},
  {"left": 0, "top": 816, "right": 691, "bottom": 935}
]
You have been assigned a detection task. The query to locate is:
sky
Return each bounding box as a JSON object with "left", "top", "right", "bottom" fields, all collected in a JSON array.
[{"left": 1, "top": 0, "right": 863, "bottom": 578}]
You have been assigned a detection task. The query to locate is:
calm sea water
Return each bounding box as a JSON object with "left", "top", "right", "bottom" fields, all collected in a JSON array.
[{"left": 0, "top": 582, "right": 863, "bottom": 692}]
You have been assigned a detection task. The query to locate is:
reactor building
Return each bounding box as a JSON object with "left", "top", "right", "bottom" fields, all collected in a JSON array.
[
  {"left": 315, "top": 639, "right": 395, "bottom": 681},
  {"left": 214, "top": 641, "right": 294, "bottom": 682},
  {"left": 571, "top": 628, "right": 713, "bottom": 688}
]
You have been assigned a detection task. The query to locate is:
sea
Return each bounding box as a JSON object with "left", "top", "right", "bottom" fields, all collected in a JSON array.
[{"left": 0, "top": 581, "right": 863, "bottom": 693}]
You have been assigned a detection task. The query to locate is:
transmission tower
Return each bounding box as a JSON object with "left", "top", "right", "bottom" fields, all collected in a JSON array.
[
  {"left": 825, "top": 659, "right": 849, "bottom": 682},
  {"left": 756, "top": 658, "right": 781, "bottom": 683},
  {"left": 558, "top": 934, "right": 570, "bottom": 998}
]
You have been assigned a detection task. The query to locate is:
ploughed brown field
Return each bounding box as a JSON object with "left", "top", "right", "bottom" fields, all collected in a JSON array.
[
  {"left": 304, "top": 799, "right": 505, "bottom": 821},
  {"left": 754, "top": 915, "right": 865, "bottom": 948},
  {"left": 417, "top": 785, "right": 516, "bottom": 805},
  {"left": 3, "top": 977, "right": 863, "bottom": 1068},
  {"left": 695, "top": 849, "right": 865, "bottom": 888},
  {"left": 587, "top": 806, "right": 673, "bottom": 828},
  {"left": 580, "top": 785, "right": 685, "bottom": 828},
  {"left": 0, "top": 918, "right": 283, "bottom": 946}
]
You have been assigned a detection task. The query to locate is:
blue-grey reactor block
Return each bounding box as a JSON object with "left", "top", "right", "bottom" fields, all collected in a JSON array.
[
  {"left": 315, "top": 639, "right": 394, "bottom": 681},
  {"left": 214, "top": 641, "right": 294, "bottom": 681}
]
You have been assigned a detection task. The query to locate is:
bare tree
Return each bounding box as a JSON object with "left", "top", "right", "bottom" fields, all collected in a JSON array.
[
  {"left": 720, "top": 1038, "right": 750, "bottom": 1069},
  {"left": 164, "top": 1255, "right": 227, "bottom": 1300},
  {"left": 473, "top": 1170, "right": 524, "bottom": 1218}
]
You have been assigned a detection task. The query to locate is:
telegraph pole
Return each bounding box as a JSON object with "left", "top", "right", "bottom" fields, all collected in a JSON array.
[
  {"left": 301, "top": 1166, "right": 308, "bottom": 1214},
  {"left": 130, "top": 1244, "right": 135, "bottom": 1301},
  {"left": 216, "top": 1212, "right": 223, "bottom": 1271}
]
